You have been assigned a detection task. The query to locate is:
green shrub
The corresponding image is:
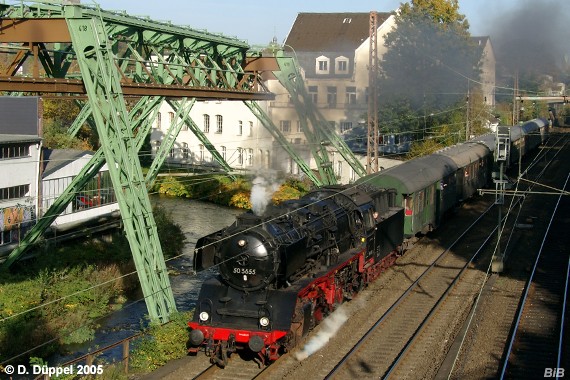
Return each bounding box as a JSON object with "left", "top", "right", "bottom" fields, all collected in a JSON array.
[{"left": 129, "top": 311, "right": 193, "bottom": 373}]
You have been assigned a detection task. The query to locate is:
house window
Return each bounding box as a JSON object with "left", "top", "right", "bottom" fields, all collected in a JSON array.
[
  {"left": 216, "top": 115, "right": 223, "bottom": 133},
  {"left": 156, "top": 112, "right": 162, "bottom": 129},
  {"left": 316, "top": 56, "right": 330, "bottom": 74},
  {"left": 0, "top": 184, "right": 30, "bottom": 200},
  {"left": 335, "top": 56, "right": 349, "bottom": 74},
  {"left": 238, "top": 120, "right": 243, "bottom": 135},
  {"left": 237, "top": 148, "right": 243, "bottom": 165},
  {"left": 0, "top": 143, "right": 30, "bottom": 159},
  {"left": 169, "top": 148, "right": 175, "bottom": 158},
  {"left": 297, "top": 120, "right": 302, "bottom": 133},
  {"left": 168, "top": 111, "right": 174, "bottom": 125},
  {"left": 327, "top": 87, "right": 337, "bottom": 107},
  {"left": 247, "top": 149, "right": 253, "bottom": 166},
  {"left": 249, "top": 121, "right": 253, "bottom": 136},
  {"left": 280, "top": 120, "right": 291, "bottom": 133},
  {"left": 346, "top": 86, "right": 357, "bottom": 104},
  {"left": 350, "top": 168, "right": 356, "bottom": 183},
  {"left": 221, "top": 146, "right": 227, "bottom": 161},
  {"left": 308, "top": 85, "right": 318, "bottom": 104},
  {"left": 336, "top": 161, "right": 343, "bottom": 178},
  {"left": 182, "top": 143, "right": 189, "bottom": 159},
  {"left": 199, "top": 144, "right": 204, "bottom": 162},
  {"left": 203, "top": 114, "right": 210, "bottom": 133}
]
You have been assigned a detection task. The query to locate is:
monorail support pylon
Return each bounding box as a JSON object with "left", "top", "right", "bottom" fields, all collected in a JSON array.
[{"left": 66, "top": 15, "right": 175, "bottom": 322}]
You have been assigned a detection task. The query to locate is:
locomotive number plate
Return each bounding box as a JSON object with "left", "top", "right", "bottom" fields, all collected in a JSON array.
[{"left": 233, "top": 268, "right": 256, "bottom": 275}]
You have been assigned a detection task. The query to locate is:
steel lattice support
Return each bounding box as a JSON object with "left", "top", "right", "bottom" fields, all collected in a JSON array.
[
  {"left": 367, "top": 11, "right": 379, "bottom": 174},
  {"left": 3, "top": 95, "right": 164, "bottom": 269},
  {"left": 244, "top": 100, "right": 322, "bottom": 186},
  {"left": 67, "top": 14, "right": 175, "bottom": 322},
  {"left": 272, "top": 52, "right": 367, "bottom": 183}
]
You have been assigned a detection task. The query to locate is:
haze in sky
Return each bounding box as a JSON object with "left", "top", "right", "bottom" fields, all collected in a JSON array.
[{"left": 91, "top": 0, "right": 568, "bottom": 47}]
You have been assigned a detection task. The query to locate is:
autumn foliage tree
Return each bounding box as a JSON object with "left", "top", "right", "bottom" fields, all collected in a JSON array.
[
  {"left": 41, "top": 98, "right": 94, "bottom": 150},
  {"left": 378, "top": 0, "right": 486, "bottom": 150}
]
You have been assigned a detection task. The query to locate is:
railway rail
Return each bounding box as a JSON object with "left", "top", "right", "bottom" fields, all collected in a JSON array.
[
  {"left": 324, "top": 202, "right": 499, "bottom": 379},
  {"left": 102, "top": 132, "right": 570, "bottom": 380},
  {"left": 501, "top": 172, "right": 569, "bottom": 379},
  {"left": 252, "top": 131, "right": 570, "bottom": 380}
]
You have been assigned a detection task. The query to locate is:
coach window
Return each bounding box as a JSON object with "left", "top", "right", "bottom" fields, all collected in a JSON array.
[{"left": 405, "top": 196, "right": 413, "bottom": 216}]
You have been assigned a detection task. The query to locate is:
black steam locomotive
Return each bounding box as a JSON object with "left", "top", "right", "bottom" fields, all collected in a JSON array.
[
  {"left": 188, "top": 184, "right": 404, "bottom": 365},
  {"left": 188, "top": 118, "right": 549, "bottom": 366}
]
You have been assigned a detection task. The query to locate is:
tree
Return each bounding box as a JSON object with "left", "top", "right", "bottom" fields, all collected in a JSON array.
[
  {"left": 41, "top": 98, "right": 94, "bottom": 150},
  {"left": 378, "top": 0, "right": 483, "bottom": 142},
  {"left": 41, "top": 98, "right": 96, "bottom": 150}
]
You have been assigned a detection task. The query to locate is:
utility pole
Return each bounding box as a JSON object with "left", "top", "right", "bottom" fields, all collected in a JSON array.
[
  {"left": 367, "top": 11, "right": 379, "bottom": 174},
  {"left": 465, "top": 79, "right": 470, "bottom": 141},
  {"left": 492, "top": 126, "right": 510, "bottom": 273},
  {"left": 512, "top": 71, "right": 519, "bottom": 125}
]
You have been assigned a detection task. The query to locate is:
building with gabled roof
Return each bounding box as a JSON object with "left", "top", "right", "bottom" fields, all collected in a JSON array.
[{"left": 267, "top": 12, "right": 400, "bottom": 182}]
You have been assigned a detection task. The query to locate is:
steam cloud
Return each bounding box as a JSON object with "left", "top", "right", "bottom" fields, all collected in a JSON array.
[
  {"left": 483, "top": 0, "right": 570, "bottom": 74},
  {"left": 294, "top": 305, "right": 349, "bottom": 361},
  {"left": 250, "top": 170, "right": 282, "bottom": 216}
]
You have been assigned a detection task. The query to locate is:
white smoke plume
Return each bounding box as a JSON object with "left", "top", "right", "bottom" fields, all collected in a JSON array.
[
  {"left": 250, "top": 170, "right": 282, "bottom": 216},
  {"left": 294, "top": 305, "right": 349, "bottom": 361}
]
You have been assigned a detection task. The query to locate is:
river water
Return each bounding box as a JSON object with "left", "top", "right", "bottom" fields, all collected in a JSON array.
[{"left": 53, "top": 195, "right": 243, "bottom": 365}]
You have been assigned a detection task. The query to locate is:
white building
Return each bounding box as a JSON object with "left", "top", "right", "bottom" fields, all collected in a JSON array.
[
  {"left": 268, "top": 12, "right": 402, "bottom": 183},
  {"left": 151, "top": 13, "right": 403, "bottom": 184},
  {"left": 41, "top": 149, "right": 120, "bottom": 233},
  {"left": 0, "top": 97, "right": 121, "bottom": 256},
  {"left": 0, "top": 134, "right": 42, "bottom": 253},
  {"left": 150, "top": 100, "right": 275, "bottom": 172}
]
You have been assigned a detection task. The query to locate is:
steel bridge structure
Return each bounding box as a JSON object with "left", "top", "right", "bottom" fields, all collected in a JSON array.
[{"left": 0, "top": 1, "right": 367, "bottom": 322}]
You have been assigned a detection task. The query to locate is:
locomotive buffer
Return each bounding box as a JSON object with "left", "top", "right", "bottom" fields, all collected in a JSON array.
[{"left": 492, "top": 126, "right": 511, "bottom": 273}]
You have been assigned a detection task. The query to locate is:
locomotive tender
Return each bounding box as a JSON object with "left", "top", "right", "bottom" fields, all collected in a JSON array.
[{"left": 187, "top": 118, "right": 548, "bottom": 365}]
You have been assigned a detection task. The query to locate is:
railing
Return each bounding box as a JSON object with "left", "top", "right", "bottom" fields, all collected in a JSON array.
[{"left": 34, "top": 333, "right": 141, "bottom": 380}]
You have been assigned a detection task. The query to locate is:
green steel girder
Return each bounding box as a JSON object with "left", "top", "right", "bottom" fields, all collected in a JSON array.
[
  {"left": 67, "top": 100, "right": 93, "bottom": 137},
  {"left": 165, "top": 98, "right": 235, "bottom": 179},
  {"left": 3, "top": 95, "right": 162, "bottom": 269},
  {"left": 244, "top": 100, "right": 322, "bottom": 186},
  {"left": 0, "top": 2, "right": 271, "bottom": 99},
  {"left": 145, "top": 97, "right": 196, "bottom": 187},
  {"left": 273, "top": 52, "right": 367, "bottom": 181},
  {"left": 66, "top": 14, "right": 175, "bottom": 322}
]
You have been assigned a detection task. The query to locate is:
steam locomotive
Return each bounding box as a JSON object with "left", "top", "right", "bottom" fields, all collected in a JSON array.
[
  {"left": 187, "top": 118, "right": 548, "bottom": 366},
  {"left": 188, "top": 184, "right": 404, "bottom": 365}
]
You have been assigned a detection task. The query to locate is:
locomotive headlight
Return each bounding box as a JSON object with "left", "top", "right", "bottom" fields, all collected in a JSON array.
[
  {"left": 199, "top": 311, "right": 210, "bottom": 322},
  {"left": 259, "top": 316, "right": 270, "bottom": 327},
  {"left": 238, "top": 239, "right": 247, "bottom": 247}
]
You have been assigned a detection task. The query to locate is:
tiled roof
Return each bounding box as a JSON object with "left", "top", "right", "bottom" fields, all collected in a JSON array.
[{"left": 285, "top": 12, "right": 392, "bottom": 52}]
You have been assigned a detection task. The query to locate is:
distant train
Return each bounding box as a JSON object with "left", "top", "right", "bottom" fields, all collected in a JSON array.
[{"left": 187, "top": 118, "right": 549, "bottom": 366}]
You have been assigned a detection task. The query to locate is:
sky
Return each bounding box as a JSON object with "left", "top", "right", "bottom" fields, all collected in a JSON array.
[{"left": 88, "top": 0, "right": 562, "bottom": 47}]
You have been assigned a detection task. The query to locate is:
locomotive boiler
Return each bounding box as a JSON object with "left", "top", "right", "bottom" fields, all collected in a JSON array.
[{"left": 188, "top": 184, "right": 404, "bottom": 365}]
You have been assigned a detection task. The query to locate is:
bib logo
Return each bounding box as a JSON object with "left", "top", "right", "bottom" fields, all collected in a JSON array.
[{"left": 544, "top": 368, "right": 565, "bottom": 378}]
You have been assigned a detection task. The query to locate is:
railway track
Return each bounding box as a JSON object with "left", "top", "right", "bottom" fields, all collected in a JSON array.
[
  {"left": 323, "top": 203, "right": 499, "bottom": 379},
  {"left": 446, "top": 131, "right": 570, "bottom": 379},
  {"left": 143, "top": 132, "right": 569, "bottom": 380},
  {"left": 501, "top": 172, "right": 569, "bottom": 379}
]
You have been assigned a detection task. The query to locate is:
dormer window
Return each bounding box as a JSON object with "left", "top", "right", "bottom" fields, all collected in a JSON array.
[
  {"left": 316, "top": 56, "right": 330, "bottom": 75},
  {"left": 335, "top": 56, "right": 349, "bottom": 74}
]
